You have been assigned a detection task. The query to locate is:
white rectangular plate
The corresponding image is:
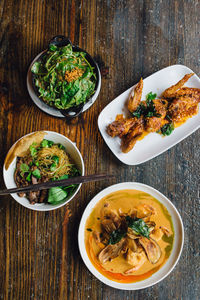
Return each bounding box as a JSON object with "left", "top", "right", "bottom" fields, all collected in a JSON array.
[{"left": 98, "top": 65, "right": 200, "bottom": 165}]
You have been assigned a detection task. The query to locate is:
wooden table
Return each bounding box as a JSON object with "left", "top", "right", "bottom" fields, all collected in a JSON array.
[{"left": 0, "top": 0, "right": 200, "bottom": 299}]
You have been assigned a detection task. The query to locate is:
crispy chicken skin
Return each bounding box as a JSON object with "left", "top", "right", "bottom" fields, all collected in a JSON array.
[
  {"left": 162, "top": 73, "right": 194, "bottom": 99},
  {"left": 107, "top": 115, "right": 137, "bottom": 138},
  {"left": 145, "top": 99, "right": 168, "bottom": 132},
  {"left": 107, "top": 73, "right": 200, "bottom": 153},
  {"left": 121, "top": 118, "right": 144, "bottom": 153},
  {"left": 168, "top": 96, "right": 199, "bottom": 122},
  {"left": 169, "top": 87, "right": 200, "bottom": 99},
  {"left": 128, "top": 78, "right": 143, "bottom": 113}
]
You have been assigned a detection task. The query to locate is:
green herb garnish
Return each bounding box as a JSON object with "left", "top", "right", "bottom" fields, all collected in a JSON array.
[
  {"left": 161, "top": 123, "right": 174, "bottom": 136},
  {"left": 126, "top": 216, "right": 150, "bottom": 238},
  {"left": 32, "top": 169, "right": 41, "bottom": 179},
  {"left": 41, "top": 139, "right": 54, "bottom": 148},
  {"left": 20, "top": 163, "right": 29, "bottom": 177},
  {"left": 87, "top": 228, "right": 92, "bottom": 232},
  {"left": 132, "top": 95, "right": 161, "bottom": 119},
  {"left": 30, "top": 144, "right": 38, "bottom": 157},
  {"left": 146, "top": 91, "right": 157, "bottom": 101},
  {"left": 108, "top": 229, "right": 126, "bottom": 245}
]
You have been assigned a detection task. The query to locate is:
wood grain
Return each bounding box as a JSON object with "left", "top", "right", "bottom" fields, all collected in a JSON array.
[{"left": 0, "top": 0, "right": 200, "bottom": 299}]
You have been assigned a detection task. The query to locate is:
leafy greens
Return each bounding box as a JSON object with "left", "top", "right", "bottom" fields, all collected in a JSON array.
[{"left": 31, "top": 44, "right": 96, "bottom": 110}]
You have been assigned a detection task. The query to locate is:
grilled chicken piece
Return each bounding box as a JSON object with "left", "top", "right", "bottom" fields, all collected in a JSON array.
[
  {"left": 125, "top": 250, "right": 146, "bottom": 273},
  {"left": 101, "top": 219, "right": 117, "bottom": 234},
  {"left": 98, "top": 238, "right": 126, "bottom": 264},
  {"left": 168, "top": 96, "right": 199, "bottom": 122},
  {"left": 128, "top": 78, "right": 143, "bottom": 113},
  {"left": 101, "top": 209, "right": 121, "bottom": 233},
  {"left": 145, "top": 99, "right": 168, "bottom": 132},
  {"left": 121, "top": 117, "right": 144, "bottom": 153},
  {"left": 139, "top": 237, "right": 161, "bottom": 264},
  {"left": 162, "top": 73, "right": 194, "bottom": 99},
  {"left": 135, "top": 204, "right": 156, "bottom": 219},
  {"left": 150, "top": 227, "right": 164, "bottom": 242},
  {"left": 107, "top": 115, "right": 137, "bottom": 138}
]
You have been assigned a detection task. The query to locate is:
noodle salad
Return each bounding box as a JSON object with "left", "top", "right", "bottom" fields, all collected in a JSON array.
[{"left": 14, "top": 139, "right": 80, "bottom": 205}]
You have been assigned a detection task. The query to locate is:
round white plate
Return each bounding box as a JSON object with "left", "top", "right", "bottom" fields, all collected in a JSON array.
[
  {"left": 27, "top": 51, "right": 101, "bottom": 118},
  {"left": 3, "top": 131, "right": 84, "bottom": 211},
  {"left": 78, "top": 182, "right": 184, "bottom": 290}
]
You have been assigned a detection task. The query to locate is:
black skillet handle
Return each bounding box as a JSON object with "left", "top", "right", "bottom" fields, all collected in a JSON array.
[
  {"left": 60, "top": 103, "right": 84, "bottom": 120},
  {"left": 49, "top": 35, "right": 72, "bottom": 48}
]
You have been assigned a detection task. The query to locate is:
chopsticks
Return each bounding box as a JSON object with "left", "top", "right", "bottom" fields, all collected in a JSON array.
[{"left": 0, "top": 174, "right": 115, "bottom": 196}]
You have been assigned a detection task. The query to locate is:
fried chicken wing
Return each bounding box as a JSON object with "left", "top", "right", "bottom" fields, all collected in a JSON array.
[
  {"left": 170, "top": 87, "right": 200, "bottom": 99},
  {"left": 162, "top": 73, "right": 194, "bottom": 99},
  {"left": 145, "top": 99, "right": 168, "bottom": 132},
  {"left": 128, "top": 78, "right": 143, "bottom": 113},
  {"left": 107, "top": 115, "right": 137, "bottom": 137},
  {"left": 121, "top": 118, "right": 144, "bottom": 153},
  {"left": 168, "top": 96, "right": 199, "bottom": 122}
]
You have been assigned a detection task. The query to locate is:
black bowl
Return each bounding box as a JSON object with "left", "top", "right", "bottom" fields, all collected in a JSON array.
[{"left": 31, "top": 35, "right": 101, "bottom": 120}]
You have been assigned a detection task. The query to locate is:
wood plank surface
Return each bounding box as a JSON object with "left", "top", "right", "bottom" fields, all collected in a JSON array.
[{"left": 0, "top": 0, "right": 200, "bottom": 299}]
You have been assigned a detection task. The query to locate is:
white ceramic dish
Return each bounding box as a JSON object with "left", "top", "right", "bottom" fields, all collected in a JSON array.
[
  {"left": 98, "top": 64, "right": 200, "bottom": 165},
  {"left": 3, "top": 131, "right": 84, "bottom": 211},
  {"left": 78, "top": 182, "right": 184, "bottom": 290},
  {"left": 27, "top": 51, "right": 101, "bottom": 118}
]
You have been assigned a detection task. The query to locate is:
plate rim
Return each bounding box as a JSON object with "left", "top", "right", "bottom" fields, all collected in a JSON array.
[
  {"left": 78, "top": 182, "right": 184, "bottom": 290},
  {"left": 98, "top": 64, "right": 200, "bottom": 165}
]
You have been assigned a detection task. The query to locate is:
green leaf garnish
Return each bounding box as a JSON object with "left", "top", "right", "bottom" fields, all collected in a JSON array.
[
  {"left": 41, "top": 139, "right": 54, "bottom": 148},
  {"left": 146, "top": 91, "right": 157, "bottom": 101},
  {"left": 48, "top": 187, "right": 67, "bottom": 204},
  {"left": 52, "top": 155, "right": 59, "bottom": 164},
  {"left": 30, "top": 144, "right": 38, "bottom": 156},
  {"left": 26, "top": 172, "right": 32, "bottom": 182},
  {"left": 161, "top": 123, "right": 174, "bottom": 136},
  {"left": 108, "top": 229, "right": 126, "bottom": 245},
  {"left": 32, "top": 169, "right": 41, "bottom": 179},
  {"left": 126, "top": 216, "right": 150, "bottom": 238}
]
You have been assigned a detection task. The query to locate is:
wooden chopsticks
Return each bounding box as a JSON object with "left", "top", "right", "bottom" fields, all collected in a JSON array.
[{"left": 0, "top": 174, "right": 115, "bottom": 196}]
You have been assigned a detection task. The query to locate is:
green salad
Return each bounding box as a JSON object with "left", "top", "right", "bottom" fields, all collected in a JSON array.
[{"left": 31, "top": 44, "right": 97, "bottom": 110}]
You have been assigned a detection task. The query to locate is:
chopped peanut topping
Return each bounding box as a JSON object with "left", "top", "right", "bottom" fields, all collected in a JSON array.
[{"left": 65, "top": 67, "right": 84, "bottom": 82}]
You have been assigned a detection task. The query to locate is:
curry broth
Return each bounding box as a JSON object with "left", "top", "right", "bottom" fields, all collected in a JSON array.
[{"left": 85, "top": 189, "right": 174, "bottom": 283}]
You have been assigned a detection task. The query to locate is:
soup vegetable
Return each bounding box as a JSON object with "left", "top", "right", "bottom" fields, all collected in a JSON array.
[
  {"left": 14, "top": 139, "right": 80, "bottom": 205},
  {"left": 31, "top": 44, "right": 97, "bottom": 110},
  {"left": 85, "top": 190, "right": 174, "bottom": 283}
]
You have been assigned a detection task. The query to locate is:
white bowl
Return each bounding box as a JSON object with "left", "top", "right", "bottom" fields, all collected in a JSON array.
[
  {"left": 98, "top": 64, "right": 200, "bottom": 165},
  {"left": 78, "top": 182, "right": 184, "bottom": 290},
  {"left": 3, "top": 131, "right": 84, "bottom": 211}
]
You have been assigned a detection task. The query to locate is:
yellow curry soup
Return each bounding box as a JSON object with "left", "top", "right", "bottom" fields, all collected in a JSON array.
[{"left": 85, "top": 189, "right": 174, "bottom": 283}]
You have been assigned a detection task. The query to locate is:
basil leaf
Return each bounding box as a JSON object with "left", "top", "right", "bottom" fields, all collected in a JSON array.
[
  {"left": 126, "top": 216, "right": 150, "bottom": 238},
  {"left": 32, "top": 169, "right": 41, "bottom": 179},
  {"left": 108, "top": 229, "right": 126, "bottom": 245}
]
